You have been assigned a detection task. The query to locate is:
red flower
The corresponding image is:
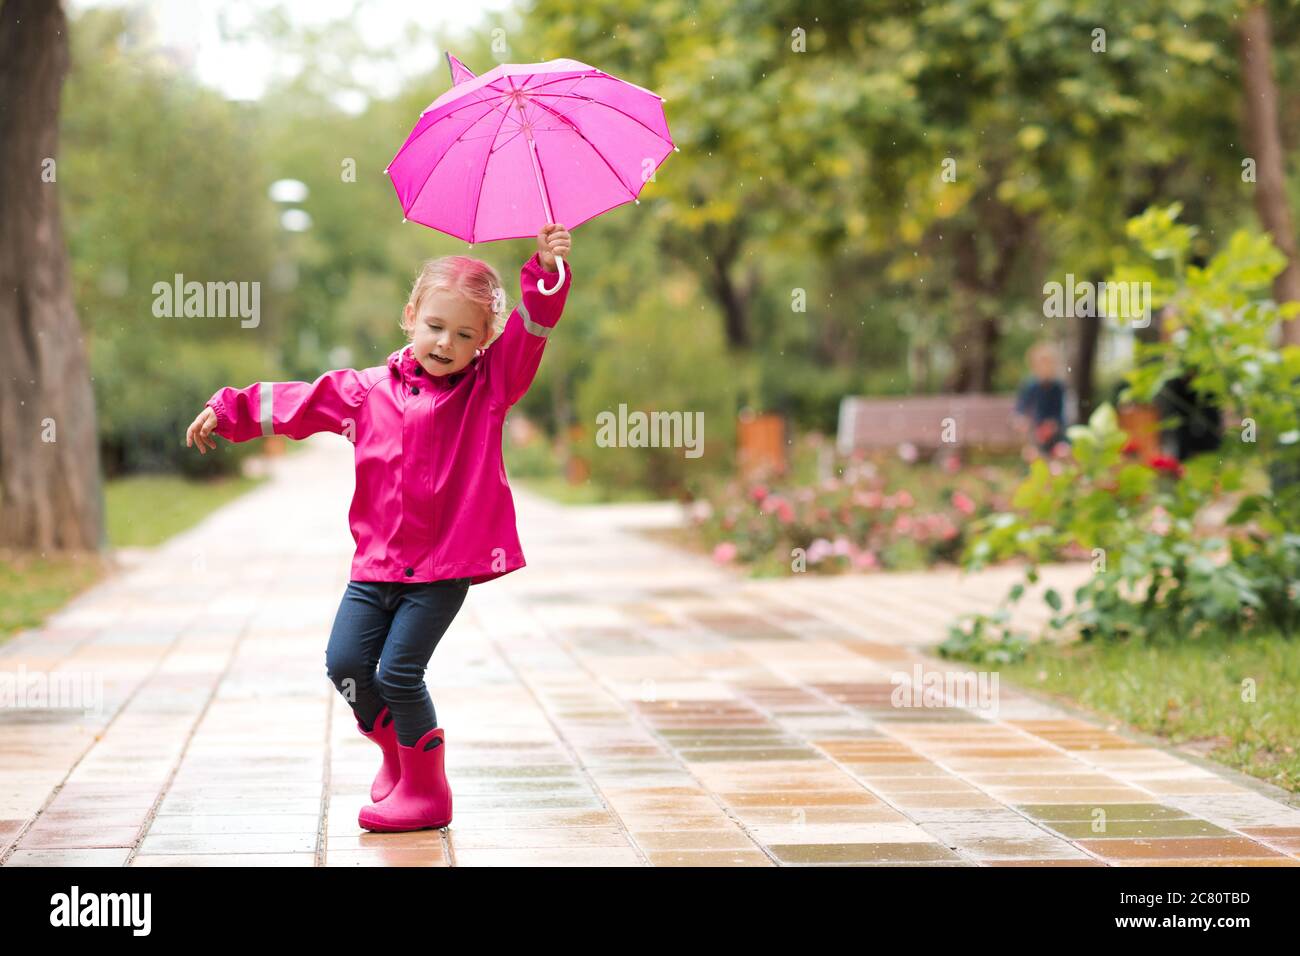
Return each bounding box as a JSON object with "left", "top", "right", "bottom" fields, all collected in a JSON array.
[
  {"left": 1147, "top": 455, "right": 1184, "bottom": 478},
  {"left": 1121, "top": 438, "right": 1141, "bottom": 456},
  {"left": 749, "top": 484, "right": 769, "bottom": 503}
]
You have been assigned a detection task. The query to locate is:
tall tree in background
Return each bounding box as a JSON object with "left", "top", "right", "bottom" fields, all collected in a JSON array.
[
  {"left": 0, "top": 0, "right": 104, "bottom": 551},
  {"left": 1239, "top": 2, "right": 1300, "bottom": 346}
]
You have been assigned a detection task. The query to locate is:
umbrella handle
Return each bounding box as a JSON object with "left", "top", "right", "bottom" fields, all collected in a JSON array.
[{"left": 537, "top": 255, "right": 566, "bottom": 296}]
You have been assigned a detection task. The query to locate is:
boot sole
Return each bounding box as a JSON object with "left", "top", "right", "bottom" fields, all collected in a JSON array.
[{"left": 358, "top": 815, "right": 451, "bottom": 832}]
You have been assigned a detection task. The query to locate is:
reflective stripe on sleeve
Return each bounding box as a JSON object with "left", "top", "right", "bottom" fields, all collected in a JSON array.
[
  {"left": 260, "top": 382, "right": 274, "bottom": 437},
  {"left": 517, "top": 299, "right": 552, "bottom": 339}
]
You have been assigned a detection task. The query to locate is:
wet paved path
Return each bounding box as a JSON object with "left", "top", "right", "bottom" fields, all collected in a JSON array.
[{"left": 3, "top": 436, "right": 1298, "bottom": 866}]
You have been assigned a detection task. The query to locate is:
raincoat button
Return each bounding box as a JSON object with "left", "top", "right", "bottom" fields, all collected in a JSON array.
[
  {"left": 411, "top": 386, "right": 420, "bottom": 395},
  {"left": 404, "top": 567, "right": 414, "bottom": 577}
]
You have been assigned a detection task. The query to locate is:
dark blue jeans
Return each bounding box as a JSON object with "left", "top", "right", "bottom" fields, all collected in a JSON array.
[{"left": 325, "top": 578, "right": 470, "bottom": 746}]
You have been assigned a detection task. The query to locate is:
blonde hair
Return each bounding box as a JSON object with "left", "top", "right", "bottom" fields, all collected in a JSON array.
[
  {"left": 402, "top": 255, "right": 509, "bottom": 346},
  {"left": 1027, "top": 341, "right": 1060, "bottom": 373}
]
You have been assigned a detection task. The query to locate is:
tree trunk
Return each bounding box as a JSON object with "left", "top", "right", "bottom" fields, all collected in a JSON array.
[
  {"left": 1239, "top": 3, "right": 1300, "bottom": 345},
  {"left": 0, "top": 0, "right": 105, "bottom": 552},
  {"left": 704, "top": 230, "right": 753, "bottom": 352},
  {"left": 949, "top": 226, "right": 1003, "bottom": 393},
  {"left": 1074, "top": 311, "right": 1100, "bottom": 423}
]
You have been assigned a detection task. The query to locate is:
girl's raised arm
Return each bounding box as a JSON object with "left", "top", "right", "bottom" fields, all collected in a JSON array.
[
  {"left": 205, "top": 368, "right": 374, "bottom": 443},
  {"left": 485, "top": 252, "right": 573, "bottom": 408}
]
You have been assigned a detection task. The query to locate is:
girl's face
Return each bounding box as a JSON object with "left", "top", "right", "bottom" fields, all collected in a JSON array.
[
  {"left": 404, "top": 288, "right": 491, "bottom": 377},
  {"left": 1031, "top": 352, "right": 1058, "bottom": 380}
]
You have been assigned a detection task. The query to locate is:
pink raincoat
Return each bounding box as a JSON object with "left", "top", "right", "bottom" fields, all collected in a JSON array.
[{"left": 205, "top": 252, "right": 571, "bottom": 586}]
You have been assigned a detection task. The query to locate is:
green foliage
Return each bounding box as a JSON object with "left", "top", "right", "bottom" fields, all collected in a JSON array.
[
  {"left": 95, "top": 338, "right": 278, "bottom": 478},
  {"left": 940, "top": 609, "right": 1031, "bottom": 665},
  {"left": 57, "top": 2, "right": 1300, "bottom": 501},
  {"left": 952, "top": 205, "right": 1300, "bottom": 654},
  {"left": 574, "top": 290, "right": 741, "bottom": 496}
]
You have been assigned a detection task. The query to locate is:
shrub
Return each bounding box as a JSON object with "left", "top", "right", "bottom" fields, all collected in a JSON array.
[
  {"left": 945, "top": 204, "right": 1300, "bottom": 656},
  {"left": 574, "top": 291, "right": 740, "bottom": 497},
  {"left": 95, "top": 337, "right": 278, "bottom": 479}
]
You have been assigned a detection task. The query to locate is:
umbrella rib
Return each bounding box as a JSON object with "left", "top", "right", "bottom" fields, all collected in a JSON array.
[
  {"left": 527, "top": 97, "right": 639, "bottom": 200},
  {"left": 525, "top": 90, "right": 669, "bottom": 144},
  {"left": 518, "top": 71, "right": 601, "bottom": 94},
  {"left": 466, "top": 95, "right": 518, "bottom": 243},
  {"left": 489, "top": 125, "right": 528, "bottom": 154},
  {"left": 390, "top": 73, "right": 598, "bottom": 169},
  {"left": 405, "top": 100, "right": 510, "bottom": 233},
  {"left": 388, "top": 77, "right": 520, "bottom": 168}
]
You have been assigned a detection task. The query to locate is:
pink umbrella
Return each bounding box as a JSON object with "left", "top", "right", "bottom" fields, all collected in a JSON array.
[{"left": 386, "top": 53, "right": 676, "bottom": 294}]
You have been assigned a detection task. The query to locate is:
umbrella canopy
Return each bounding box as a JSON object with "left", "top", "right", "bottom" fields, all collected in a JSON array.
[{"left": 386, "top": 53, "right": 676, "bottom": 293}]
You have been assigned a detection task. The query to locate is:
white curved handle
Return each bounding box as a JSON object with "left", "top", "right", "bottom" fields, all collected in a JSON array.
[{"left": 537, "top": 255, "right": 566, "bottom": 295}]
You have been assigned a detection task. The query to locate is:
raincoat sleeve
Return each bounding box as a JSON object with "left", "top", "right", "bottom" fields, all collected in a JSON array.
[
  {"left": 205, "top": 368, "right": 371, "bottom": 443},
  {"left": 486, "top": 252, "right": 572, "bottom": 408}
]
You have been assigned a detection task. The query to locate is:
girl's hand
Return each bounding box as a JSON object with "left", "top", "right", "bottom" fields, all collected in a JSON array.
[
  {"left": 537, "top": 223, "right": 570, "bottom": 273},
  {"left": 186, "top": 407, "right": 219, "bottom": 454}
]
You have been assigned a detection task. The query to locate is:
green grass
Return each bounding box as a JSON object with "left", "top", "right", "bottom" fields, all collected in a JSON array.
[
  {"left": 0, "top": 549, "right": 109, "bottom": 645},
  {"left": 994, "top": 630, "right": 1300, "bottom": 794},
  {"left": 0, "top": 470, "right": 268, "bottom": 646},
  {"left": 105, "top": 471, "right": 266, "bottom": 547}
]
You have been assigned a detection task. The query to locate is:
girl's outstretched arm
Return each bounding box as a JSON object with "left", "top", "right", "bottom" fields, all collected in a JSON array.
[
  {"left": 486, "top": 251, "right": 573, "bottom": 408},
  {"left": 205, "top": 368, "right": 373, "bottom": 443}
]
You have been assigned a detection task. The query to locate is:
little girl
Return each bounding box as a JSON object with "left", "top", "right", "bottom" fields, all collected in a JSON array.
[{"left": 186, "top": 224, "right": 572, "bottom": 833}]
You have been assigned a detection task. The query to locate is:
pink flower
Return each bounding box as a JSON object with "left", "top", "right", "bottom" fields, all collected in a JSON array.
[
  {"left": 808, "top": 538, "right": 833, "bottom": 563},
  {"left": 713, "top": 542, "right": 738, "bottom": 563},
  {"left": 951, "top": 491, "right": 976, "bottom": 515},
  {"left": 776, "top": 501, "right": 794, "bottom": 524},
  {"left": 897, "top": 442, "right": 919, "bottom": 463},
  {"left": 1150, "top": 505, "right": 1171, "bottom": 536},
  {"left": 894, "top": 514, "right": 914, "bottom": 533},
  {"left": 942, "top": 453, "right": 961, "bottom": 474},
  {"left": 833, "top": 536, "right": 852, "bottom": 556},
  {"left": 852, "top": 549, "right": 879, "bottom": 569},
  {"left": 749, "top": 484, "right": 769, "bottom": 503},
  {"left": 896, "top": 489, "right": 915, "bottom": 508},
  {"left": 855, "top": 491, "right": 883, "bottom": 509}
]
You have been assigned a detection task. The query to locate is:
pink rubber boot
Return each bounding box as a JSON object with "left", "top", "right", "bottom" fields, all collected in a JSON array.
[
  {"left": 357, "top": 726, "right": 452, "bottom": 832},
  {"left": 356, "top": 706, "right": 401, "bottom": 803}
]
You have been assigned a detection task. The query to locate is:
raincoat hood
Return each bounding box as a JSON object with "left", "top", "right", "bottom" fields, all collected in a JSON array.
[{"left": 385, "top": 344, "right": 481, "bottom": 391}]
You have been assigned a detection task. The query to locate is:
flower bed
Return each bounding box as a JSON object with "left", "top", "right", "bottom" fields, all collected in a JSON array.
[{"left": 683, "top": 438, "right": 1040, "bottom": 575}]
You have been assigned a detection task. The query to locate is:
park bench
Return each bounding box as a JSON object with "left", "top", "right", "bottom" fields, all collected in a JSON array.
[{"left": 835, "top": 394, "right": 1023, "bottom": 455}]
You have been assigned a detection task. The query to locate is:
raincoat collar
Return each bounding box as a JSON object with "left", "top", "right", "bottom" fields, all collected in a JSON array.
[{"left": 387, "top": 344, "right": 480, "bottom": 390}]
